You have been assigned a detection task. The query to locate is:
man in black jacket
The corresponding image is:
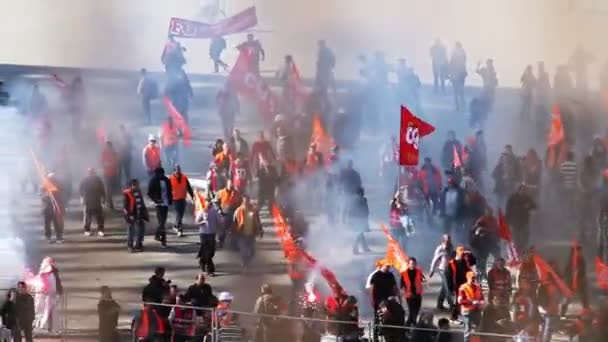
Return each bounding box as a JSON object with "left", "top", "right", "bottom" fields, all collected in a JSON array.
[
  {"left": 123, "top": 179, "right": 149, "bottom": 252},
  {"left": 16, "top": 281, "right": 35, "bottom": 342},
  {"left": 148, "top": 167, "right": 172, "bottom": 248},
  {"left": 142, "top": 267, "right": 170, "bottom": 305},
  {"left": 184, "top": 273, "right": 217, "bottom": 314},
  {"left": 505, "top": 184, "right": 536, "bottom": 252},
  {"left": 79, "top": 168, "right": 106, "bottom": 237}
]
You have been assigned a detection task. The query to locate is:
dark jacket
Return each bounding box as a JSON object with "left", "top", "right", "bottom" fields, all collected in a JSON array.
[
  {"left": 184, "top": 283, "right": 217, "bottom": 310},
  {"left": 147, "top": 172, "right": 172, "bottom": 206},
  {"left": 98, "top": 299, "right": 120, "bottom": 340},
  {"left": 257, "top": 165, "right": 278, "bottom": 195},
  {"left": 141, "top": 275, "right": 169, "bottom": 304},
  {"left": 15, "top": 293, "right": 35, "bottom": 325},
  {"left": 339, "top": 168, "right": 362, "bottom": 194},
  {"left": 0, "top": 300, "right": 16, "bottom": 329},
  {"left": 441, "top": 139, "right": 463, "bottom": 170},
  {"left": 79, "top": 174, "right": 106, "bottom": 208},
  {"left": 439, "top": 186, "right": 465, "bottom": 218},
  {"left": 505, "top": 192, "right": 536, "bottom": 227},
  {"left": 445, "top": 258, "right": 471, "bottom": 293},
  {"left": 123, "top": 188, "right": 149, "bottom": 222}
]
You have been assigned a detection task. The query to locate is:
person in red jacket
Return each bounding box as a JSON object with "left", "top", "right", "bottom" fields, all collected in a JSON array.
[
  {"left": 142, "top": 135, "right": 162, "bottom": 177},
  {"left": 419, "top": 157, "right": 442, "bottom": 220},
  {"left": 101, "top": 141, "right": 120, "bottom": 210}
]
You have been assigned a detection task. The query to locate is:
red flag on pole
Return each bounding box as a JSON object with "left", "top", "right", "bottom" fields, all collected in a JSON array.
[
  {"left": 162, "top": 96, "right": 192, "bottom": 146},
  {"left": 453, "top": 145, "right": 462, "bottom": 168},
  {"left": 596, "top": 257, "right": 608, "bottom": 290},
  {"left": 228, "top": 48, "right": 277, "bottom": 123},
  {"left": 533, "top": 254, "right": 573, "bottom": 298},
  {"left": 376, "top": 224, "right": 409, "bottom": 272},
  {"left": 399, "top": 106, "right": 435, "bottom": 166},
  {"left": 548, "top": 105, "right": 565, "bottom": 146},
  {"left": 310, "top": 114, "right": 333, "bottom": 155},
  {"left": 193, "top": 190, "right": 207, "bottom": 218}
]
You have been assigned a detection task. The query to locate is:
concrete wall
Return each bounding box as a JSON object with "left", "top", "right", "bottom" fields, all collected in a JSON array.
[{"left": 1, "top": 0, "right": 607, "bottom": 86}]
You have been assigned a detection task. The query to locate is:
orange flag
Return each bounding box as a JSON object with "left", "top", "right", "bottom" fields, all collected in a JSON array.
[
  {"left": 162, "top": 96, "right": 192, "bottom": 146},
  {"left": 497, "top": 209, "right": 513, "bottom": 242},
  {"left": 193, "top": 190, "right": 207, "bottom": 217},
  {"left": 571, "top": 240, "right": 580, "bottom": 292},
  {"left": 453, "top": 145, "right": 462, "bottom": 168},
  {"left": 310, "top": 114, "right": 333, "bottom": 155},
  {"left": 271, "top": 204, "right": 297, "bottom": 259},
  {"left": 533, "top": 254, "right": 573, "bottom": 298},
  {"left": 377, "top": 224, "right": 409, "bottom": 272},
  {"left": 548, "top": 105, "right": 565, "bottom": 146}
]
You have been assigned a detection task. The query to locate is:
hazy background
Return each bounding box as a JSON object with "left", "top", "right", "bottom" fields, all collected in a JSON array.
[{"left": 0, "top": 0, "right": 607, "bottom": 86}]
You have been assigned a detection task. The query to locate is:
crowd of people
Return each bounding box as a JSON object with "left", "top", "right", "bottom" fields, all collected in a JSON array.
[{"left": 6, "top": 14, "right": 608, "bottom": 341}]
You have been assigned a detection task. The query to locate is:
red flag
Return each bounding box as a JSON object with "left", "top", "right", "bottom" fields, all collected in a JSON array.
[
  {"left": 310, "top": 114, "right": 333, "bottom": 155},
  {"left": 548, "top": 105, "right": 565, "bottom": 146},
  {"left": 533, "top": 254, "right": 573, "bottom": 298},
  {"left": 497, "top": 209, "right": 513, "bottom": 242},
  {"left": 399, "top": 106, "right": 435, "bottom": 166},
  {"left": 168, "top": 7, "right": 257, "bottom": 39},
  {"left": 271, "top": 204, "right": 297, "bottom": 259},
  {"left": 228, "top": 49, "right": 277, "bottom": 123},
  {"left": 162, "top": 96, "right": 192, "bottom": 146},
  {"left": 571, "top": 240, "right": 580, "bottom": 292},
  {"left": 453, "top": 145, "right": 462, "bottom": 168},
  {"left": 596, "top": 257, "right": 608, "bottom": 290}
]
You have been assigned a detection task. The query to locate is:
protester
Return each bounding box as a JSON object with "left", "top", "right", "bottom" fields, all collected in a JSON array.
[
  {"left": 253, "top": 284, "right": 283, "bottom": 342},
  {"left": 216, "top": 180, "right": 242, "bottom": 249},
  {"left": 33, "top": 257, "right": 63, "bottom": 333},
  {"left": 15, "top": 281, "right": 34, "bottom": 342},
  {"left": 505, "top": 184, "right": 536, "bottom": 252},
  {"left": 439, "top": 176, "right": 465, "bottom": 237},
  {"left": 458, "top": 271, "right": 484, "bottom": 342},
  {"left": 209, "top": 35, "right": 228, "bottom": 73},
  {"left": 429, "top": 234, "right": 454, "bottom": 310},
  {"left": 183, "top": 273, "right": 217, "bottom": 313},
  {"left": 169, "top": 294, "right": 196, "bottom": 342},
  {"left": 446, "top": 246, "right": 471, "bottom": 322},
  {"left": 142, "top": 135, "right": 162, "bottom": 177},
  {"left": 97, "top": 286, "right": 120, "bottom": 342},
  {"left": 101, "top": 141, "right": 120, "bottom": 210},
  {"left": 79, "top": 167, "right": 106, "bottom": 237},
  {"left": 430, "top": 38, "right": 449, "bottom": 94},
  {"left": 148, "top": 167, "right": 172, "bottom": 248},
  {"left": 487, "top": 258, "right": 512, "bottom": 305},
  {"left": 232, "top": 196, "right": 263, "bottom": 271},
  {"left": 1, "top": 289, "right": 19, "bottom": 342},
  {"left": 123, "top": 179, "right": 149, "bottom": 252},
  {"left": 196, "top": 198, "right": 220, "bottom": 276},
  {"left": 401, "top": 257, "right": 425, "bottom": 326},
  {"left": 137, "top": 68, "right": 158, "bottom": 124},
  {"left": 169, "top": 165, "right": 194, "bottom": 237},
  {"left": 377, "top": 296, "right": 405, "bottom": 342},
  {"left": 449, "top": 42, "right": 467, "bottom": 112},
  {"left": 41, "top": 173, "right": 65, "bottom": 243},
  {"left": 237, "top": 33, "right": 265, "bottom": 76},
  {"left": 116, "top": 124, "right": 133, "bottom": 184}
]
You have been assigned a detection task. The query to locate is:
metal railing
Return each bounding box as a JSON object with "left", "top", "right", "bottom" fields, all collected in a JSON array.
[{"left": 47, "top": 292, "right": 577, "bottom": 341}]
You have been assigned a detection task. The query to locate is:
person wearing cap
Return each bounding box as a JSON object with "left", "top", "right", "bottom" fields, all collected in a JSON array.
[
  {"left": 148, "top": 167, "right": 172, "bottom": 248},
  {"left": 446, "top": 246, "right": 472, "bottom": 322},
  {"left": 196, "top": 196, "right": 220, "bottom": 276},
  {"left": 40, "top": 173, "right": 65, "bottom": 243},
  {"left": 142, "top": 134, "right": 161, "bottom": 177},
  {"left": 169, "top": 165, "right": 194, "bottom": 237},
  {"left": 79, "top": 167, "right": 106, "bottom": 237},
  {"left": 458, "top": 271, "right": 484, "bottom": 342},
  {"left": 122, "top": 179, "right": 149, "bottom": 252},
  {"left": 216, "top": 291, "right": 244, "bottom": 340},
  {"left": 100, "top": 140, "right": 120, "bottom": 210}
]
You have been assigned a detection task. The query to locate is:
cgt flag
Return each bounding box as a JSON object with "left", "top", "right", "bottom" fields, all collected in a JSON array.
[{"left": 399, "top": 106, "right": 435, "bottom": 166}]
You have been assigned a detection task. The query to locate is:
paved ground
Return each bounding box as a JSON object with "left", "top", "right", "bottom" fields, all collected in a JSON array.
[{"left": 0, "top": 68, "right": 590, "bottom": 341}]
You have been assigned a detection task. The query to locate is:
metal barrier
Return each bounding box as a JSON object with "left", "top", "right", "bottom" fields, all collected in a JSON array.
[{"left": 52, "top": 292, "right": 576, "bottom": 341}]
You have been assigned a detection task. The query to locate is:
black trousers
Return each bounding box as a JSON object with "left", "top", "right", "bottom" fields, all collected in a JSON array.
[
  {"left": 406, "top": 295, "right": 422, "bottom": 325},
  {"left": 156, "top": 205, "right": 169, "bottom": 243},
  {"left": 173, "top": 199, "right": 186, "bottom": 228},
  {"left": 199, "top": 233, "right": 216, "bottom": 273},
  {"left": 43, "top": 209, "right": 63, "bottom": 240},
  {"left": 83, "top": 205, "right": 104, "bottom": 232},
  {"left": 104, "top": 176, "right": 118, "bottom": 209}
]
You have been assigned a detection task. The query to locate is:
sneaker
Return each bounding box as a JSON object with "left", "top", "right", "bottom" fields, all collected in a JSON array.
[
  {"left": 177, "top": 230, "right": 184, "bottom": 238},
  {"left": 208, "top": 272, "right": 216, "bottom": 277},
  {"left": 98, "top": 231, "right": 105, "bottom": 237},
  {"left": 47, "top": 238, "right": 55, "bottom": 244},
  {"left": 160, "top": 242, "right": 168, "bottom": 249},
  {"left": 84, "top": 231, "right": 92, "bottom": 236},
  {"left": 135, "top": 246, "right": 144, "bottom": 253},
  {"left": 172, "top": 226, "right": 179, "bottom": 233},
  {"left": 154, "top": 235, "right": 161, "bottom": 242}
]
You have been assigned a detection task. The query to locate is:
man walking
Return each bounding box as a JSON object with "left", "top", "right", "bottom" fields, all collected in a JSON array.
[
  {"left": 430, "top": 234, "right": 454, "bottom": 310},
  {"left": 196, "top": 198, "right": 220, "bottom": 276},
  {"left": 137, "top": 68, "right": 158, "bottom": 124},
  {"left": 101, "top": 141, "right": 120, "bottom": 210},
  {"left": 233, "top": 196, "right": 263, "bottom": 272},
  {"left": 458, "top": 271, "right": 484, "bottom": 342},
  {"left": 401, "top": 257, "right": 425, "bottom": 326},
  {"left": 142, "top": 135, "right": 162, "bottom": 178},
  {"left": 148, "top": 167, "right": 172, "bottom": 248},
  {"left": 169, "top": 165, "right": 194, "bottom": 237},
  {"left": 16, "top": 281, "right": 35, "bottom": 342},
  {"left": 430, "top": 38, "right": 448, "bottom": 94},
  {"left": 79, "top": 168, "right": 106, "bottom": 237},
  {"left": 123, "top": 179, "right": 149, "bottom": 252}
]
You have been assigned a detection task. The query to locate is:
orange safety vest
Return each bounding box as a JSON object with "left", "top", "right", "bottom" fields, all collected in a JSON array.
[
  {"left": 218, "top": 189, "right": 242, "bottom": 210},
  {"left": 144, "top": 145, "right": 161, "bottom": 171},
  {"left": 170, "top": 174, "right": 189, "bottom": 200},
  {"left": 171, "top": 307, "right": 196, "bottom": 337},
  {"left": 401, "top": 268, "right": 424, "bottom": 298},
  {"left": 458, "top": 283, "right": 483, "bottom": 314},
  {"left": 135, "top": 307, "right": 166, "bottom": 338},
  {"left": 161, "top": 122, "right": 179, "bottom": 147}
]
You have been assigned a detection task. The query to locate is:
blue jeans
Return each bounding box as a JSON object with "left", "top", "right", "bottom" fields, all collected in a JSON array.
[
  {"left": 542, "top": 315, "right": 557, "bottom": 342},
  {"left": 438, "top": 272, "right": 453, "bottom": 307},
  {"left": 238, "top": 235, "right": 256, "bottom": 267},
  {"left": 463, "top": 311, "right": 481, "bottom": 342},
  {"left": 127, "top": 220, "right": 145, "bottom": 248},
  {"left": 164, "top": 144, "right": 178, "bottom": 171}
]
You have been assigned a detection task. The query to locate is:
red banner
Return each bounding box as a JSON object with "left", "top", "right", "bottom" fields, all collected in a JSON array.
[
  {"left": 597, "top": 257, "right": 608, "bottom": 290},
  {"left": 168, "top": 7, "right": 257, "bottom": 39},
  {"left": 228, "top": 48, "right": 277, "bottom": 122},
  {"left": 399, "top": 106, "right": 435, "bottom": 166}
]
